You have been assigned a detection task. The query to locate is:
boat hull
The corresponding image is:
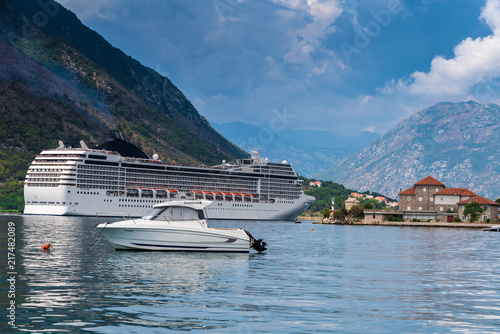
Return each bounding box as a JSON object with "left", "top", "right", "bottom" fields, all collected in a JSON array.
[{"left": 98, "top": 225, "right": 251, "bottom": 252}]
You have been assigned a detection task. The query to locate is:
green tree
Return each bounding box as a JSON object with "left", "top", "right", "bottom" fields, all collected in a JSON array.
[
  {"left": 348, "top": 205, "right": 365, "bottom": 220},
  {"left": 323, "top": 208, "right": 331, "bottom": 218},
  {"left": 363, "top": 202, "right": 374, "bottom": 209},
  {"left": 332, "top": 209, "right": 346, "bottom": 220},
  {"left": 496, "top": 198, "right": 500, "bottom": 204},
  {"left": 337, "top": 195, "right": 343, "bottom": 210},
  {"left": 463, "top": 202, "right": 486, "bottom": 223},
  {"left": 360, "top": 198, "right": 384, "bottom": 209}
]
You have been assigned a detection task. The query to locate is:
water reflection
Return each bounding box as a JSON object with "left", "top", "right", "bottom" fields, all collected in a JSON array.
[{"left": 3, "top": 216, "right": 500, "bottom": 333}]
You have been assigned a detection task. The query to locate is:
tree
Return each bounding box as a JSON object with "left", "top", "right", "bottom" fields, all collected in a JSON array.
[
  {"left": 348, "top": 205, "right": 365, "bottom": 220},
  {"left": 332, "top": 208, "right": 347, "bottom": 220},
  {"left": 496, "top": 198, "right": 500, "bottom": 204},
  {"left": 323, "top": 208, "right": 331, "bottom": 218},
  {"left": 363, "top": 202, "right": 374, "bottom": 209},
  {"left": 463, "top": 202, "right": 486, "bottom": 223},
  {"left": 337, "top": 195, "right": 343, "bottom": 210}
]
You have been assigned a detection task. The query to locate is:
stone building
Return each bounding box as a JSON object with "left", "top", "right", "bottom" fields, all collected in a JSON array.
[
  {"left": 434, "top": 188, "right": 476, "bottom": 215},
  {"left": 398, "top": 175, "right": 499, "bottom": 222},
  {"left": 345, "top": 197, "right": 360, "bottom": 211},
  {"left": 399, "top": 176, "right": 445, "bottom": 212},
  {"left": 365, "top": 175, "right": 499, "bottom": 223},
  {"left": 457, "top": 196, "right": 500, "bottom": 222}
]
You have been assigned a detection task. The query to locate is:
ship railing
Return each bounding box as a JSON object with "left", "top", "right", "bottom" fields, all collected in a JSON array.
[{"left": 121, "top": 157, "right": 241, "bottom": 170}]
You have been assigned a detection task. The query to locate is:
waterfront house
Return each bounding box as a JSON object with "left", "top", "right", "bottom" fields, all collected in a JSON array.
[
  {"left": 398, "top": 176, "right": 445, "bottom": 221},
  {"left": 365, "top": 176, "right": 499, "bottom": 223},
  {"left": 457, "top": 196, "right": 500, "bottom": 222},
  {"left": 434, "top": 188, "right": 476, "bottom": 215}
]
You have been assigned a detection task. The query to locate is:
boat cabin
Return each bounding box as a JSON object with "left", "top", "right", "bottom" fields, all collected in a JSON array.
[{"left": 143, "top": 205, "right": 205, "bottom": 221}]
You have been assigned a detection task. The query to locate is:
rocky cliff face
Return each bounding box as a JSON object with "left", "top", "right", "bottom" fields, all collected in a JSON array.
[{"left": 317, "top": 101, "right": 500, "bottom": 199}]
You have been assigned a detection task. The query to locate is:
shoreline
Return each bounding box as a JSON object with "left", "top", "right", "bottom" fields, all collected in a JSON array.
[
  {"left": 313, "top": 219, "right": 495, "bottom": 229},
  {"left": 297, "top": 216, "right": 321, "bottom": 221}
]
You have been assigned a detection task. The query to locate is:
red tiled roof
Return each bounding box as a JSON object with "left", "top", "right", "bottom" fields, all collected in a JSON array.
[
  {"left": 435, "top": 188, "right": 477, "bottom": 196},
  {"left": 457, "top": 195, "right": 499, "bottom": 206},
  {"left": 399, "top": 187, "right": 415, "bottom": 195},
  {"left": 414, "top": 176, "right": 445, "bottom": 186}
]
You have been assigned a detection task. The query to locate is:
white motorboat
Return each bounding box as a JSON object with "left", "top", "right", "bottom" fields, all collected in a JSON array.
[
  {"left": 96, "top": 200, "right": 267, "bottom": 253},
  {"left": 487, "top": 225, "right": 500, "bottom": 232}
]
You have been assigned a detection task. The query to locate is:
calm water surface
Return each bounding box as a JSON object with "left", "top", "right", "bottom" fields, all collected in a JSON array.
[{"left": 1, "top": 215, "right": 500, "bottom": 333}]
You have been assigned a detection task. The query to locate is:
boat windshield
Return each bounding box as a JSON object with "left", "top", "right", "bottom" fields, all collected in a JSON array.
[
  {"left": 142, "top": 207, "right": 165, "bottom": 220},
  {"left": 142, "top": 206, "right": 205, "bottom": 221}
]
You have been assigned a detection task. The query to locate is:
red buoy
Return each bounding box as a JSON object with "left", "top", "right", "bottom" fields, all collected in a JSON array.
[{"left": 41, "top": 243, "right": 51, "bottom": 251}]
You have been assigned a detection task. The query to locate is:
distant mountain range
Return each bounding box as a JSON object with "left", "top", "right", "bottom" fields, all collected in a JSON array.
[
  {"left": 212, "top": 122, "right": 380, "bottom": 177},
  {"left": 317, "top": 101, "right": 500, "bottom": 199},
  {"left": 0, "top": 0, "right": 246, "bottom": 183}
]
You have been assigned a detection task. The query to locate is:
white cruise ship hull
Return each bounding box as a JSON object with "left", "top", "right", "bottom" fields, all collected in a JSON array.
[
  {"left": 24, "top": 185, "right": 314, "bottom": 220},
  {"left": 23, "top": 138, "right": 315, "bottom": 221}
]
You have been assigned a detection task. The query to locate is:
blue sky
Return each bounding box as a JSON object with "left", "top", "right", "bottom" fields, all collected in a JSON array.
[{"left": 59, "top": 0, "right": 500, "bottom": 136}]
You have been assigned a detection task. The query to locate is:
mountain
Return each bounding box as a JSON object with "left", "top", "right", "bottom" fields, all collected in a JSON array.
[
  {"left": 211, "top": 121, "right": 380, "bottom": 177},
  {"left": 0, "top": 0, "right": 246, "bottom": 185},
  {"left": 317, "top": 101, "right": 500, "bottom": 199}
]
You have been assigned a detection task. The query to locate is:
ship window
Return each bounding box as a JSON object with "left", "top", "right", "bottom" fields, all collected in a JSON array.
[{"left": 88, "top": 154, "right": 107, "bottom": 160}]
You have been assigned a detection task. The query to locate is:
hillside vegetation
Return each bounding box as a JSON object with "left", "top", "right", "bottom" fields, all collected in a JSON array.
[
  {"left": 300, "top": 177, "right": 394, "bottom": 217},
  {"left": 0, "top": 0, "right": 247, "bottom": 212}
]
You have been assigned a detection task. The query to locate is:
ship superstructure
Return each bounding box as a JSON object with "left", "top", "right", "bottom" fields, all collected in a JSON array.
[{"left": 24, "top": 135, "right": 314, "bottom": 220}]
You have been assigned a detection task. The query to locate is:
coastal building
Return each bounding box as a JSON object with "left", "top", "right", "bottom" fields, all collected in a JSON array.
[
  {"left": 457, "top": 196, "right": 500, "bottom": 222},
  {"left": 398, "top": 176, "right": 445, "bottom": 212},
  {"left": 309, "top": 181, "right": 322, "bottom": 187},
  {"left": 345, "top": 197, "right": 360, "bottom": 211},
  {"left": 365, "top": 175, "right": 499, "bottom": 223},
  {"left": 434, "top": 188, "right": 476, "bottom": 214}
]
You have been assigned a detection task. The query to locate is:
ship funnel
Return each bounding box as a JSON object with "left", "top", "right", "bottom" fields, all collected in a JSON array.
[
  {"left": 80, "top": 140, "right": 89, "bottom": 150},
  {"left": 58, "top": 141, "right": 65, "bottom": 149}
]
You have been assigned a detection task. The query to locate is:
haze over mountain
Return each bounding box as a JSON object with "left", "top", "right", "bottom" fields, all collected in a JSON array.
[
  {"left": 0, "top": 0, "right": 246, "bottom": 183},
  {"left": 317, "top": 101, "right": 500, "bottom": 199},
  {"left": 212, "top": 122, "right": 380, "bottom": 177}
]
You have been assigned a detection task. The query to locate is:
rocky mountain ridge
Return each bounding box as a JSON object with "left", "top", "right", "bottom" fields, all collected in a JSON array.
[
  {"left": 317, "top": 101, "right": 500, "bottom": 199},
  {"left": 212, "top": 121, "right": 380, "bottom": 177}
]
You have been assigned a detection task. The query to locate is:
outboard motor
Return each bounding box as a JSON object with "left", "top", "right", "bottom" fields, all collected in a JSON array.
[{"left": 244, "top": 230, "right": 267, "bottom": 253}]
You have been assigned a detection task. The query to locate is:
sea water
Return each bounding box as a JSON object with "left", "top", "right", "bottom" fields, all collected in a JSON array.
[{"left": 1, "top": 215, "right": 500, "bottom": 333}]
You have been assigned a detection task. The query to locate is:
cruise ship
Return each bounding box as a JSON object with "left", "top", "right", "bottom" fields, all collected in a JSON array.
[{"left": 24, "top": 134, "right": 315, "bottom": 221}]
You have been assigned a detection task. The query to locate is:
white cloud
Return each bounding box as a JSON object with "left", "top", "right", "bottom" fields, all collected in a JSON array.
[
  {"left": 363, "top": 125, "right": 376, "bottom": 133},
  {"left": 270, "top": 0, "right": 343, "bottom": 74},
  {"left": 359, "top": 95, "right": 372, "bottom": 106},
  {"left": 404, "top": 0, "right": 500, "bottom": 97}
]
